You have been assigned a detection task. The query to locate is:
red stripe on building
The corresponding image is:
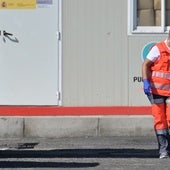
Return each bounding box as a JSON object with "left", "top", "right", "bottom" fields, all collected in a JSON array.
[{"left": 0, "top": 106, "right": 151, "bottom": 116}]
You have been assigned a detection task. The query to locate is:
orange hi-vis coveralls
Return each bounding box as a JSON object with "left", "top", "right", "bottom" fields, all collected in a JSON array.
[
  {"left": 149, "top": 41, "right": 170, "bottom": 130},
  {"left": 147, "top": 41, "right": 170, "bottom": 156}
]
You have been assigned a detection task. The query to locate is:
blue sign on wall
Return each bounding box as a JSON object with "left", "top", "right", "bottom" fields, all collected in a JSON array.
[{"left": 141, "top": 41, "right": 157, "bottom": 61}]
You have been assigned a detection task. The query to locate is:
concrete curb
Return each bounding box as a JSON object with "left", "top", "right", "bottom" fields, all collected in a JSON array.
[{"left": 0, "top": 116, "right": 155, "bottom": 138}]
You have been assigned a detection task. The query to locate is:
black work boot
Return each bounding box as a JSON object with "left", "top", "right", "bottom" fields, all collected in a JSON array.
[{"left": 156, "top": 129, "right": 170, "bottom": 159}]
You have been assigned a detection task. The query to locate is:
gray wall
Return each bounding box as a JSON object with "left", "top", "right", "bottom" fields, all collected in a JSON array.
[
  {"left": 128, "top": 35, "right": 165, "bottom": 106},
  {"left": 62, "top": 0, "right": 166, "bottom": 106}
]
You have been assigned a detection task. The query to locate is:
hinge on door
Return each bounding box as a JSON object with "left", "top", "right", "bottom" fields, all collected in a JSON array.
[
  {"left": 56, "top": 91, "right": 61, "bottom": 100},
  {"left": 56, "top": 31, "right": 61, "bottom": 41}
]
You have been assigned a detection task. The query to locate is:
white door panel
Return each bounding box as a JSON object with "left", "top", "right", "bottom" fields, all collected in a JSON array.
[{"left": 0, "top": 1, "right": 59, "bottom": 105}]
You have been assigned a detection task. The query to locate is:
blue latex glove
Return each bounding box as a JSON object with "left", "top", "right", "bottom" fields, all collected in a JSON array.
[{"left": 143, "top": 79, "right": 151, "bottom": 95}]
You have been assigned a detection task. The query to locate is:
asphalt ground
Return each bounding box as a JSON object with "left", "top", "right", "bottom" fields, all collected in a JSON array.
[{"left": 0, "top": 136, "right": 169, "bottom": 170}]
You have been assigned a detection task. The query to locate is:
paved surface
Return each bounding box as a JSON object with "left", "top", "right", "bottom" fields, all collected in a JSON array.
[{"left": 0, "top": 136, "right": 169, "bottom": 170}]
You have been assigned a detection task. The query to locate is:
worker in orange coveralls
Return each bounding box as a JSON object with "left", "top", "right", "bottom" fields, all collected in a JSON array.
[{"left": 142, "top": 31, "right": 170, "bottom": 159}]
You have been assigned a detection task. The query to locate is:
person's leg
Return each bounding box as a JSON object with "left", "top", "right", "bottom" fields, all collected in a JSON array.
[
  {"left": 166, "top": 97, "right": 170, "bottom": 128},
  {"left": 165, "top": 97, "right": 170, "bottom": 153},
  {"left": 148, "top": 94, "right": 169, "bottom": 158},
  {"left": 155, "top": 129, "right": 170, "bottom": 158}
]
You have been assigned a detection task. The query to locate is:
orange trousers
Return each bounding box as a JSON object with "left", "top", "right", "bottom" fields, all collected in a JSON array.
[{"left": 152, "top": 101, "right": 170, "bottom": 130}]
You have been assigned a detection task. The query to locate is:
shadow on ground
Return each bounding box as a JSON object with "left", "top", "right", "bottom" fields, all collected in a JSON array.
[
  {"left": 0, "top": 161, "right": 99, "bottom": 168},
  {"left": 0, "top": 148, "right": 158, "bottom": 168}
]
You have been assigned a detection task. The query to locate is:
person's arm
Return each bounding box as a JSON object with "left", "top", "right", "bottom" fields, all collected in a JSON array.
[
  {"left": 142, "top": 59, "right": 153, "bottom": 95},
  {"left": 142, "top": 58, "right": 153, "bottom": 80},
  {"left": 142, "top": 43, "right": 160, "bottom": 95}
]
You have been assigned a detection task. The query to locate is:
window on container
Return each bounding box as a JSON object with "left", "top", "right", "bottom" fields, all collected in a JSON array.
[{"left": 129, "top": 0, "right": 170, "bottom": 33}]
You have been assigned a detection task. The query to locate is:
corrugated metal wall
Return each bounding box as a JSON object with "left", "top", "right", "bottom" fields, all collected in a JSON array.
[{"left": 62, "top": 0, "right": 166, "bottom": 106}]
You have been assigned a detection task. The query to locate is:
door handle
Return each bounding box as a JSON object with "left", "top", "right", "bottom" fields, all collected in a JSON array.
[{"left": 3, "top": 30, "right": 13, "bottom": 36}]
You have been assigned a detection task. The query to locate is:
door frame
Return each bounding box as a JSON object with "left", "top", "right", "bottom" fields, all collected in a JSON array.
[{"left": 58, "top": 0, "right": 62, "bottom": 106}]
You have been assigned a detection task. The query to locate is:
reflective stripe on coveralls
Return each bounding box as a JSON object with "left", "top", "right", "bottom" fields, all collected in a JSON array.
[
  {"left": 148, "top": 95, "right": 165, "bottom": 104},
  {"left": 156, "top": 129, "right": 169, "bottom": 135},
  {"left": 151, "top": 83, "right": 170, "bottom": 91},
  {"left": 152, "top": 71, "right": 170, "bottom": 79}
]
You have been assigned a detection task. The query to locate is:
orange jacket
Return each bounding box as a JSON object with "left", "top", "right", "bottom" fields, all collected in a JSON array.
[{"left": 150, "top": 41, "right": 170, "bottom": 96}]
